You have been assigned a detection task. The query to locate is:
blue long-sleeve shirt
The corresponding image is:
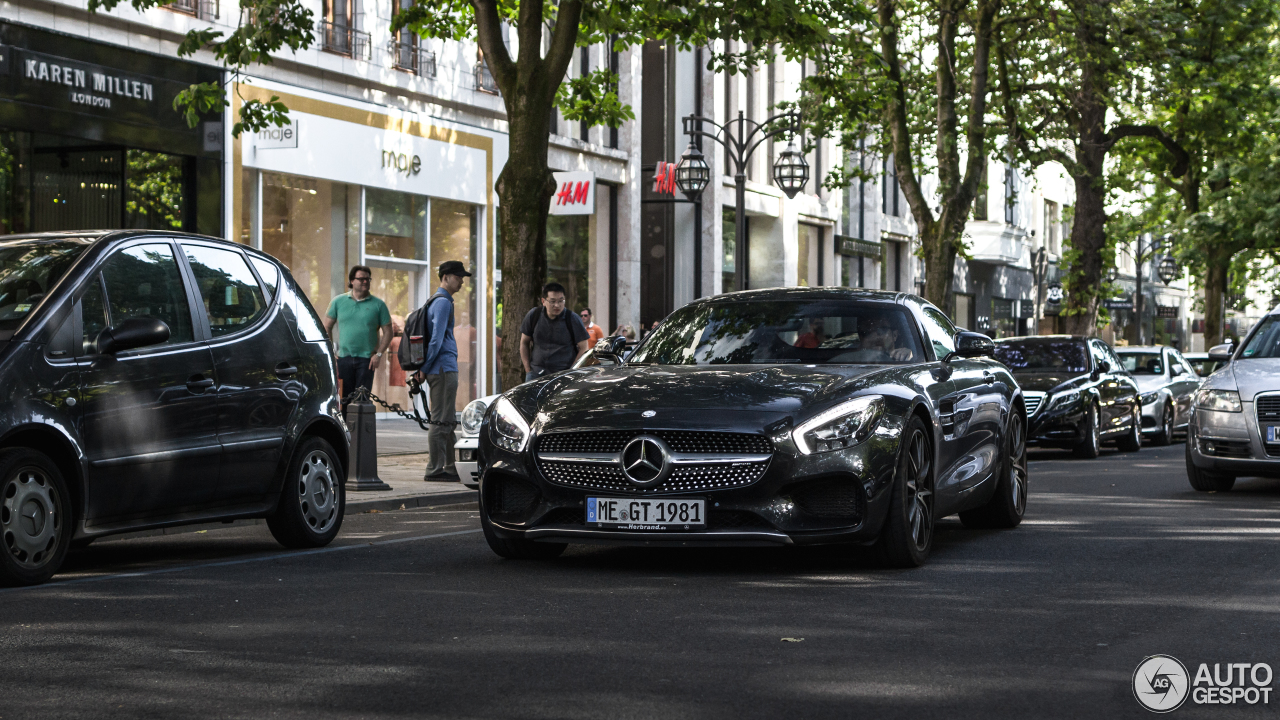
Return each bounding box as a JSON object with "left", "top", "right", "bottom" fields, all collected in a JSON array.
[{"left": 422, "top": 288, "right": 457, "bottom": 375}]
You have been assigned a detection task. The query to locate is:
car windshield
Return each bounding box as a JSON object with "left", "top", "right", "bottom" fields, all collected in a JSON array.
[
  {"left": 0, "top": 238, "right": 93, "bottom": 334},
  {"left": 1118, "top": 352, "right": 1164, "bottom": 375},
  {"left": 628, "top": 300, "right": 925, "bottom": 365},
  {"left": 993, "top": 340, "right": 1089, "bottom": 373},
  {"left": 1187, "top": 358, "right": 1223, "bottom": 376},
  {"left": 1240, "top": 316, "right": 1280, "bottom": 359}
]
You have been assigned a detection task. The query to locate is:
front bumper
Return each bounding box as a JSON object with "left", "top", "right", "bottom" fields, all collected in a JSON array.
[
  {"left": 455, "top": 435, "right": 479, "bottom": 489},
  {"left": 1027, "top": 402, "right": 1086, "bottom": 446},
  {"left": 1139, "top": 399, "right": 1164, "bottom": 435},
  {"left": 1187, "top": 405, "right": 1280, "bottom": 478},
  {"left": 478, "top": 423, "right": 905, "bottom": 548}
]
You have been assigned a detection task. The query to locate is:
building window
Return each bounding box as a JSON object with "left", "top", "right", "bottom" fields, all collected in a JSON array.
[
  {"left": 430, "top": 200, "right": 479, "bottom": 410},
  {"left": 261, "top": 172, "right": 355, "bottom": 308},
  {"left": 797, "top": 224, "right": 822, "bottom": 287},
  {"left": 365, "top": 188, "right": 427, "bottom": 261},
  {"left": 883, "top": 155, "right": 900, "bottom": 217},
  {"left": 547, "top": 214, "right": 590, "bottom": 315},
  {"left": 722, "top": 206, "right": 737, "bottom": 292},
  {"left": 954, "top": 293, "right": 974, "bottom": 330},
  {"left": 1044, "top": 200, "right": 1060, "bottom": 255},
  {"left": 320, "top": 0, "right": 369, "bottom": 58}
]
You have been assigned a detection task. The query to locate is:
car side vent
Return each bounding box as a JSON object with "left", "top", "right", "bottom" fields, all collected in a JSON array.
[
  {"left": 485, "top": 473, "right": 540, "bottom": 522},
  {"left": 790, "top": 479, "right": 864, "bottom": 519}
]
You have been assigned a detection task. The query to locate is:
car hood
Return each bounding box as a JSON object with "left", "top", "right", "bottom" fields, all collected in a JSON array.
[
  {"left": 520, "top": 363, "right": 890, "bottom": 432},
  {"left": 1009, "top": 372, "right": 1086, "bottom": 394},
  {"left": 1229, "top": 359, "right": 1280, "bottom": 402},
  {"left": 1132, "top": 375, "right": 1169, "bottom": 393}
]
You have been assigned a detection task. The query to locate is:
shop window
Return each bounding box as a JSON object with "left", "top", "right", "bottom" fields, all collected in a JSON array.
[
  {"left": 365, "top": 188, "right": 427, "bottom": 261},
  {"left": 797, "top": 224, "right": 821, "bottom": 287},
  {"left": 261, "top": 172, "right": 355, "bottom": 310},
  {"left": 722, "top": 207, "right": 736, "bottom": 292},
  {"left": 992, "top": 297, "right": 1016, "bottom": 338},
  {"left": 125, "top": 150, "right": 187, "bottom": 230},
  {"left": 547, "top": 214, "right": 590, "bottom": 316},
  {"left": 0, "top": 132, "right": 32, "bottom": 235},
  {"left": 430, "top": 199, "right": 479, "bottom": 410}
]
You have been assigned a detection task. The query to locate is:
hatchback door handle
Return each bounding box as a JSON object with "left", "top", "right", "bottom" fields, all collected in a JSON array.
[
  {"left": 275, "top": 363, "right": 299, "bottom": 377},
  {"left": 186, "top": 375, "right": 215, "bottom": 392}
]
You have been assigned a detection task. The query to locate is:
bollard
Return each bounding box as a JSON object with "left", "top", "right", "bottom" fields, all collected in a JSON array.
[{"left": 344, "top": 398, "right": 391, "bottom": 491}]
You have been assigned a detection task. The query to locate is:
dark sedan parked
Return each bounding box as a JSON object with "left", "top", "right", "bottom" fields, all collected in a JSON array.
[
  {"left": 993, "top": 336, "right": 1142, "bottom": 458},
  {"left": 0, "top": 231, "right": 348, "bottom": 586},
  {"left": 478, "top": 288, "right": 1028, "bottom": 568}
]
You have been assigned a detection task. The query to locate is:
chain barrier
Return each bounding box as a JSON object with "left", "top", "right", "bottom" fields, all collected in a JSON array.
[{"left": 342, "top": 377, "right": 457, "bottom": 432}]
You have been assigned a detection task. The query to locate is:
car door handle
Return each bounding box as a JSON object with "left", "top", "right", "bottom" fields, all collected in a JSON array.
[
  {"left": 275, "top": 363, "right": 299, "bottom": 377},
  {"left": 186, "top": 375, "right": 215, "bottom": 392}
]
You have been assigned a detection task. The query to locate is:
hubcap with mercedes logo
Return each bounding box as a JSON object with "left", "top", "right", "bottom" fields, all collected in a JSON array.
[{"left": 621, "top": 435, "right": 672, "bottom": 487}]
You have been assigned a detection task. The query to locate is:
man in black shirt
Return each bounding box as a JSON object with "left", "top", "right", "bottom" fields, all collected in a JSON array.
[{"left": 519, "top": 282, "right": 591, "bottom": 381}]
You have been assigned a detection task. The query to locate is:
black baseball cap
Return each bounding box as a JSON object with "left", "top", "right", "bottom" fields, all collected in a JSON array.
[{"left": 438, "top": 261, "right": 473, "bottom": 278}]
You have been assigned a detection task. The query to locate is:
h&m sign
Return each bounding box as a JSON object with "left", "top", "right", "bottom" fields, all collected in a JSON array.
[{"left": 550, "top": 171, "right": 595, "bottom": 215}]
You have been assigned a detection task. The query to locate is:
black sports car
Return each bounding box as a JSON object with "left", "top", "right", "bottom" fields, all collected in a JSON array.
[
  {"left": 993, "top": 335, "right": 1143, "bottom": 458},
  {"left": 477, "top": 288, "right": 1028, "bottom": 567}
]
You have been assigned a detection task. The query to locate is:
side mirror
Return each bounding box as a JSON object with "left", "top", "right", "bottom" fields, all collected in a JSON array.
[
  {"left": 949, "top": 331, "right": 995, "bottom": 360},
  {"left": 96, "top": 318, "right": 170, "bottom": 355},
  {"left": 592, "top": 336, "right": 628, "bottom": 362},
  {"left": 1207, "top": 343, "right": 1234, "bottom": 362},
  {"left": 1170, "top": 364, "right": 1184, "bottom": 376}
]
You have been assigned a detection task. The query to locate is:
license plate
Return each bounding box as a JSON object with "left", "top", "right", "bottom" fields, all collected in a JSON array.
[
  {"left": 586, "top": 497, "right": 706, "bottom": 530},
  {"left": 1268, "top": 426, "right": 1279, "bottom": 443}
]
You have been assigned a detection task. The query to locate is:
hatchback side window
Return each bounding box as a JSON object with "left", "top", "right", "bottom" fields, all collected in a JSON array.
[
  {"left": 183, "top": 245, "right": 267, "bottom": 337},
  {"left": 100, "top": 243, "right": 195, "bottom": 345},
  {"left": 250, "top": 257, "right": 279, "bottom": 300},
  {"left": 81, "top": 275, "right": 109, "bottom": 354},
  {"left": 918, "top": 306, "right": 957, "bottom": 360}
]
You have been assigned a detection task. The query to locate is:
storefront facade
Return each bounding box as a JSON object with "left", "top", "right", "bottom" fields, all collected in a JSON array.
[
  {"left": 233, "top": 79, "right": 505, "bottom": 411},
  {"left": 0, "top": 21, "right": 223, "bottom": 237}
]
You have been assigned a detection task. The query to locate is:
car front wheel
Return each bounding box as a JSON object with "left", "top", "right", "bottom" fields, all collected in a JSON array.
[
  {"left": 876, "top": 416, "right": 935, "bottom": 568},
  {"left": 0, "top": 449, "right": 72, "bottom": 587},
  {"left": 1185, "top": 431, "right": 1235, "bottom": 492},
  {"left": 1073, "top": 403, "right": 1101, "bottom": 459},
  {"left": 960, "top": 411, "right": 1028, "bottom": 529},
  {"left": 1117, "top": 406, "right": 1142, "bottom": 452},
  {"left": 1153, "top": 402, "right": 1174, "bottom": 446},
  {"left": 267, "top": 436, "right": 345, "bottom": 548}
]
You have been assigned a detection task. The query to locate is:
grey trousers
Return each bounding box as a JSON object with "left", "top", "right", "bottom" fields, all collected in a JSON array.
[{"left": 425, "top": 371, "right": 458, "bottom": 477}]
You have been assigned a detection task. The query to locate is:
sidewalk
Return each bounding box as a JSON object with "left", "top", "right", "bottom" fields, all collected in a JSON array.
[{"left": 344, "top": 416, "right": 477, "bottom": 514}]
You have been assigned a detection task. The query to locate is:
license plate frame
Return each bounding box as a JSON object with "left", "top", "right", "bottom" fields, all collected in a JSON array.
[{"left": 586, "top": 496, "right": 707, "bottom": 530}]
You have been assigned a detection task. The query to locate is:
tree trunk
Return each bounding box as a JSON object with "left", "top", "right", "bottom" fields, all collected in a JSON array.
[
  {"left": 496, "top": 117, "right": 557, "bottom": 392},
  {"left": 1202, "top": 244, "right": 1229, "bottom": 347}
]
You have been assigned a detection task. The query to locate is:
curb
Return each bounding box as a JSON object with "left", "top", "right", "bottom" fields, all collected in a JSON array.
[{"left": 345, "top": 489, "right": 478, "bottom": 514}]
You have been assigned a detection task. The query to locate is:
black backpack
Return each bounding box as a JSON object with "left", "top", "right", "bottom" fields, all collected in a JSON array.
[{"left": 397, "top": 295, "right": 446, "bottom": 372}]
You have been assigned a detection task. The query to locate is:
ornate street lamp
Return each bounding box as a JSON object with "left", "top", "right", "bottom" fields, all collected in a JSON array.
[
  {"left": 771, "top": 141, "right": 810, "bottom": 199},
  {"left": 674, "top": 110, "right": 803, "bottom": 291},
  {"left": 674, "top": 142, "right": 711, "bottom": 202},
  {"left": 1158, "top": 254, "right": 1180, "bottom": 285}
]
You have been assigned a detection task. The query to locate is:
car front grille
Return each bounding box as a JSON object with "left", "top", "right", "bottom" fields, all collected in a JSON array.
[
  {"left": 537, "top": 430, "right": 772, "bottom": 455},
  {"left": 1023, "top": 392, "right": 1045, "bottom": 416},
  {"left": 1258, "top": 395, "right": 1280, "bottom": 457},
  {"left": 537, "top": 458, "right": 770, "bottom": 494}
]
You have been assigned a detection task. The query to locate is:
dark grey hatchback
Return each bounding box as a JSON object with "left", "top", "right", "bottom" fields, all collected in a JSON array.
[{"left": 0, "top": 230, "right": 348, "bottom": 586}]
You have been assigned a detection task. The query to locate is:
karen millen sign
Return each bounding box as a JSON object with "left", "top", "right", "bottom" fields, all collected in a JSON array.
[{"left": 4, "top": 46, "right": 166, "bottom": 115}]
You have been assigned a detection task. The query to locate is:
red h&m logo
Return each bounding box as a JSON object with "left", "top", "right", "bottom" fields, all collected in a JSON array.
[
  {"left": 556, "top": 181, "right": 591, "bottom": 206},
  {"left": 653, "top": 161, "right": 677, "bottom": 196}
]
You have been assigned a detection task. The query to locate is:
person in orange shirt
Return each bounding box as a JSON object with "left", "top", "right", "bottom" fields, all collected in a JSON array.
[{"left": 580, "top": 307, "right": 606, "bottom": 345}]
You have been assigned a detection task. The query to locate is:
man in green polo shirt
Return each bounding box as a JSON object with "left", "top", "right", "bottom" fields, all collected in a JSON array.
[{"left": 323, "top": 265, "right": 393, "bottom": 403}]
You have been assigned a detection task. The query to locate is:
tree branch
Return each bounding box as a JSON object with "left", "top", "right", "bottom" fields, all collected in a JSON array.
[
  {"left": 542, "top": 0, "right": 584, "bottom": 104},
  {"left": 1107, "top": 123, "right": 1190, "bottom": 178},
  {"left": 473, "top": 0, "right": 516, "bottom": 92}
]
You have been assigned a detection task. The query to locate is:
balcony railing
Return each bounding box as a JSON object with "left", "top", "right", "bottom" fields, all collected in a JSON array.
[
  {"left": 475, "top": 62, "right": 499, "bottom": 94},
  {"left": 167, "top": 0, "right": 218, "bottom": 20},
  {"left": 320, "top": 20, "right": 370, "bottom": 59},
  {"left": 390, "top": 40, "right": 437, "bottom": 78}
]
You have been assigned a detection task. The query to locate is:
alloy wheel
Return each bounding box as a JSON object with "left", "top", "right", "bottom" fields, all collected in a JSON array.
[
  {"left": 1009, "top": 415, "right": 1028, "bottom": 515},
  {"left": 2, "top": 467, "right": 61, "bottom": 570},
  {"left": 1163, "top": 406, "right": 1174, "bottom": 440},
  {"left": 1090, "top": 406, "right": 1100, "bottom": 453},
  {"left": 904, "top": 429, "right": 934, "bottom": 551},
  {"left": 298, "top": 450, "right": 337, "bottom": 533}
]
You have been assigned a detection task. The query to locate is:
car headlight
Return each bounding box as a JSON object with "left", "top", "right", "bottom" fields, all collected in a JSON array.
[
  {"left": 1048, "top": 389, "right": 1082, "bottom": 409},
  {"left": 489, "top": 396, "right": 531, "bottom": 452},
  {"left": 793, "top": 395, "right": 884, "bottom": 455},
  {"left": 461, "top": 399, "right": 489, "bottom": 436},
  {"left": 1140, "top": 391, "right": 1160, "bottom": 406},
  {"left": 1195, "top": 388, "right": 1242, "bottom": 413}
]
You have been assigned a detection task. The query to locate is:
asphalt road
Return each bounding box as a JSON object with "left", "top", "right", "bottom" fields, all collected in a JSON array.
[{"left": 1, "top": 441, "right": 1278, "bottom": 719}]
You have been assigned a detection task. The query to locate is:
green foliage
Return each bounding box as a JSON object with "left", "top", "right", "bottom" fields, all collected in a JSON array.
[{"left": 555, "top": 69, "right": 635, "bottom": 129}]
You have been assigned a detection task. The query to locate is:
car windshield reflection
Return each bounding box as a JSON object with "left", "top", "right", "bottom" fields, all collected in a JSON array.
[
  {"left": 0, "top": 237, "right": 94, "bottom": 333},
  {"left": 628, "top": 300, "right": 924, "bottom": 365},
  {"left": 1118, "top": 352, "right": 1164, "bottom": 375},
  {"left": 993, "top": 339, "right": 1089, "bottom": 373}
]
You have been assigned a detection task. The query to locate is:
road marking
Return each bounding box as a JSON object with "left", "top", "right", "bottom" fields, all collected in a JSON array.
[{"left": 0, "top": 528, "right": 482, "bottom": 595}]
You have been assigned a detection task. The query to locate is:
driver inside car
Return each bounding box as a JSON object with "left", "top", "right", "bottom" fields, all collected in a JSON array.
[
  {"left": 846, "top": 311, "right": 915, "bottom": 362},
  {"left": 794, "top": 317, "right": 826, "bottom": 348}
]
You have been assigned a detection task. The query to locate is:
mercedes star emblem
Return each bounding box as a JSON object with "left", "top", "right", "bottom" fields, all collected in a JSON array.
[
  {"left": 641, "top": 410, "right": 656, "bottom": 418},
  {"left": 621, "top": 435, "right": 671, "bottom": 487}
]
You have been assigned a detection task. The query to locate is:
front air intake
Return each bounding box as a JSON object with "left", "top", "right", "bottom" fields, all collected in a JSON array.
[{"left": 484, "top": 473, "right": 540, "bottom": 523}]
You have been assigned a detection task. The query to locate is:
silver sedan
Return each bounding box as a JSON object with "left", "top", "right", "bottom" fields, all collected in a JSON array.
[{"left": 1115, "top": 346, "right": 1201, "bottom": 445}]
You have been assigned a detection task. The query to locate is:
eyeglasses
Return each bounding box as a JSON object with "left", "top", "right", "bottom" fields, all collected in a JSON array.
[
  {"left": 545, "top": 297, "right": 566, "bottom": 306},
  {"left": 352, "top": 276, "right": 372, "bottom": 283},
  {"left": 580, "top": 313, "right": 591, "bottom": 318}
]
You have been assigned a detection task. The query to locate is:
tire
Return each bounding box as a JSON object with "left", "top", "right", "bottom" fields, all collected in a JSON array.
[
  {"left": 1073, "top": 403, "right": 1101, "bottom": 459},
  {"left": 1117, "top": 406, "right": 1142, "bottom": 452},
  {"left": 960, "top": 411, "right": 1028, "bottom": 529},
  {"left": 1153, "top": 402, "right": 1174, "bottom": 446},
  {"left": 875, "top": 416, "right": 935, "bottom": 568},
  {"left": 1185, "top": 431, "right": 1235, "bottom": 492},
  {"left": 0, "top": 448, "right": 73, "bottom": 587},
  {"left": 480, "top": 510, "right": 566, "bottom": 560},
  {"left": 267, "top": 436, "right": 345, "bottom": 549}
]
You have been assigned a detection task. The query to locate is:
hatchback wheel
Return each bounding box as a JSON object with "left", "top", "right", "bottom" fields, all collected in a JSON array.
[
  {"left": 268, "top": 436, "right": 345, "bottom": 548},
  {"left": 0, "top": 449, "right": 72, "bottom": 587},
  {"left": 876, "top": 416, "right": 934, "bottom": 568}
]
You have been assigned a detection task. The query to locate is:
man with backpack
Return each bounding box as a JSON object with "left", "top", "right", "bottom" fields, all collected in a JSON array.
[
  {"left": 413, "top": 260, "right": 471, "bottom": 482},
  {"left": 520, "top": 282, "right": 591, "bottom": 382}
]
